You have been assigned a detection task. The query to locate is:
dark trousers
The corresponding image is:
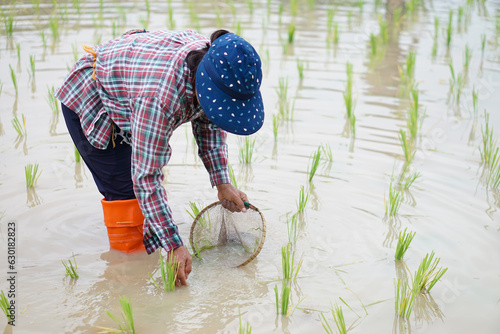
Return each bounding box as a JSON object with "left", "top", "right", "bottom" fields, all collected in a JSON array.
[{"left": 61, "top": 103, "right": 135, "bottom": 201}]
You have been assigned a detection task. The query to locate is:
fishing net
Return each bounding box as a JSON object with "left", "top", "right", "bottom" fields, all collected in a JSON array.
[{"left": 189, "top": 201, "right": 266, "bottom": 267}]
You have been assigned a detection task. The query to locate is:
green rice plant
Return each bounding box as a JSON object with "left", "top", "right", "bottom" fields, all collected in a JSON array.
[
  {"left": 479, "top": 111, "right": 498, "bottom": 166},
  {"left": 274, "top": 282, "right": 291, "bottom": 315},
  {"left": 448, "top": 58, "right": 465, "bottom": 102},
  {"left": 433, "top": 17, "right": 439, "bottom": 39},
  {"left": 75, "top": 145, "right": 81, "bottom": 163},
  {"left": 16, "top": 43, "right": 21, "bottom": 61},
  {"left": 395, "top": 228, "right": 415, "bottom": 260},
  {"left": 29, "top": 54, "right": 36, "bottom": 78},
  {"left": 41, "top": 31, "right": 47, "bottom": 49},
  {"left": 446, "top": 10, "right": 453, "bottom": 47},
  {"left": 275, "top": 77, "right": 294, "bottom": 120},
  {"left": 457, "top": 6, "right": 464, "bottom": 26},
  {"left": 394, "top": 278, "right": 416, "bottom": 318},
  {"left": 238, "top": 308, "right": 252, "bottom": 334},
  {"left": 463, "top": 44, "right": 472, "bottom": 72},
  {"left": 12, "top": 114, "right": 26, "bottom": 137},
  {"left": 472, "top": 86, "right": 479, "bottom": 116},
  {"left": 186, "top": 201, "right": 202, "bottom": 220},
  {"left": 378, "top": 15, "right": 388, "bottom": 44},
  {"left": 296, "top": 185, "right": 309, "bottom": 213},
  {"left": 49, "top": 16, "right": 59, "bottom": 41},
  {"left": 0, "top": 290, "right": 14, "bottom": 321},
  {"left": 399, "top": 130, "right": 414, "bottom": 164},
  {"left": 3, "top": 13, "right": 14, "bottom": 37},
  {"left": 149, "top": 251, "right": 178, "bottom": 292},
  {"left": 407, "top": 87, "right": 420, "bottom": 139},
  {"left": 399, "top": 51, "right": 416, "bottom": 94},
  {"left": 228, "top": 164, "right": 238, "bottom": 188},
  {"left": 272, "top": 114, "right": 279, "bottom": 141},
  {"left": 321, "top": 143, "right": 334, "bottom": 162},
  {"left": 286, "top": 212, "right": 299, "bottom": 244},
  {"left": 145, "top": 0, "right": 151, "bottom": 17},
  {"left": 25, "top": 163, "right": 41, "bottom": 188},
  {"left": 319, "top": 303, "right": 347, "bottom": 334},
  {"left": 167, "top": 6, "right": 175, "bottom": 30},
  {"left": 290, "top": 0, "right": 299, "bottom": 16},
  {"left": 413, "top": 251, "right": 448, "bottom": 293},
  {"left": 401, "top": 170, "right": 421, "bottom": 191},
  {"left": 9, "top": 64, "right": 17, "bottom": 94},
  {"left": 281, "top": 242, "right": 302, "bottom": 281},
  {"left": 46, "top": 86, "right": 60, "bottom": 115},
  {"left": 296, "top": 58, "right": 304, "bottom": 81},
  {"left": 488, "top": 156, "right": 500, "bottom": 189},
  {"left": 99, "top": 296, "right": 135, "bottom": 333},
  {"left": 288, "top": 23, "right": 295, "bottom": 44},
  {"left": 481, "top": 34, "right": 486, "bottom": 59},
  {"left": 238, "top": 136, "right": 256, "bottom": 164},
  {"left": 307, "top": 146, "right": 322, "bottom": 182},
  {"left": 369, "top": 33, "right": 377, "bottom": 57},
  {"left": 62, "top": 253, "right": 79, "bottom": 279},
  {"left": 332, "top": 23, "right": 339, "bottom": 44},
  {"left": 385, "top": 182, "right": 402, "bottom": 217},
  {"left": 343, "top": 62, "right": 356, "bottom": 134},
  {"left": 326, "top": 9, "right": 335, "bottom": 36}
]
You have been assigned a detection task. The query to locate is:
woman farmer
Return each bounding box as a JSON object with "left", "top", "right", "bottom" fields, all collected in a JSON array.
[{"left": 55, "top": 29, "right": 264, "bottom": 286}]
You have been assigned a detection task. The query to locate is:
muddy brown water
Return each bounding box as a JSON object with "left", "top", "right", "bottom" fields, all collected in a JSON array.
[{"left": 1, "top": 0, "right": 499, "bottom": 333}]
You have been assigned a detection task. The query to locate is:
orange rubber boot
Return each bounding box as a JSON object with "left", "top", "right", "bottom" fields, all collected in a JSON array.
[{"left": 101, "top": 198, "right": 146, "bottom": 253}]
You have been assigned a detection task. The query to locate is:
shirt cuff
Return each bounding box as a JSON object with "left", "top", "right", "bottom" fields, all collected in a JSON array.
[
  {"left": 209, "top": 167, "right": 231, "bottom": 187},
  {"left": 143, "top": 227, "right": 183, "bottom": 254}
]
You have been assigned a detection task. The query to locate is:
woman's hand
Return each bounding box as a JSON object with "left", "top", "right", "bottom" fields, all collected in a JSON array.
[{"left": 216, "top": 183, "right": 248, "bottom": 212}]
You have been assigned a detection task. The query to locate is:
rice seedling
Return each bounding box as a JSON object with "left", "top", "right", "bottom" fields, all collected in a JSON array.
[
  {"left": 16, "top": 43, "right": 21, "bottom": 62},
  {"left": 319, "top": 303, "right": 347, "bottom": 334},
  {"left": 62, "top": 252, "right": 79, "bottom": 279},
  {"left": 0, "top": 290, "right": 14, "bottom": 322},
  {"left": 149, "top": 251, "right": 178, "bottom": 292},
  {"left": 307, "top": 146, "right": 322, "bottom": 182},
  {"left": 457, "top": 6, "right": 464, "bottom": 26},
  {"left": 238, "top": 308, "right": 252, "bottom": 334},
  {"left": 400, "top": 170, "right": 421, "bottom": 191},
  {"left": 343, "top": 62, "right": 356, "bottom": 134},
  {"left": 385, "top": 182, "right": 402, "bottom": 217},
  {"left": 413, "top": 251, "right": 448, "bottom": 293},
  {"left": 326, "top": 9, "right": 335, "bottom": 35},
  {"left": 275, "top": 77, "right": 294, "bottom": 120},
  {"left": 41, "top": 31, "right": 47, "bottom": 49},
  {"left": 479, "top": 111, "right": 498, "bottom": 166},
  {"left": 296, "top": 186, "right": 309, "bottom": 213},
  {"left": 288, "top": 23, "right": 296, "bottom": 44},
  {"left": 446, "top": 10, "right": 453, "bottom": 47},
  {"left": 272, "top": 114, "right": 279, "bottom": 141},
  {"left": 47, "top": 86, "right": 60, "bottom": 115},
  {"left": 369, "top": 33, "right": 377, "bottom": 57},
  {"left": 488, "top": 157, "right": 500, "bottom": 189},
  {"left": 395, "top": 228, "right": 415, "bottom": 260},
  {"left": 434, "top": 17, "right": 439, "bottom": 39},
  {"left": 228, "top": 164, "right": 238, "bottom": 188},
  {"left": 472, "top": 86, "right": 479, "bottom": 117},
  {"left": 274, "top": 282, "right": 291, "bottom": 315},
  {"left": 238, "top": 136, "right": 256, "bottom": 164},
  {"left": 12, "top": 114, "right": 26, "bottom": 137},
  {"left": 9, "top": 64, "right": 17, "bottom": 95},
  {"left": 448, "top": 58, "right": 465, "bottom": 102},
  {"left": 99, "top": 295, "right": 136, "bottom": 334},
  {"left": 286, "top": 212, "right": 299, "bottom": 244},
  {"left": 463, "top": 44, "right": 472, "bottom": 72},
  {"left": 167, "top": 6, "right": 175, "bottom": 30},
  {"left": 75, "top": 145, "right": 81, "bottom": 163},
  {"left": 321, "top": 143, "right": 334, "bottom": 162},
  {"left": 481, "top": 34, "right": 486, "bottom": 59},
  {"left": 25, "top": 163, "right": 41, "bottom": 188},
  {"left": 394, "top": 278, "right": 416, "bottom": 318},
  {"left": 296, "top": 58, "right": 304, "bottom": 81},
  {"left": 3, "top": 13, "right": 14, "bottom": 37},
  {"left": 399, "top": 51, "right": 416, "bottom": 94},
  {"left": 399, "top": 130, "right": 414, "bottom": 164},
  {"left": 407, "top": 87, "right": 420, "bottom": 139},
  {"left": 290, "top": 0, "right": 299, "bottom": 16},
  {"left": 332, "top": 23, "right": 339, "bottom": 45},
  {"left": 29, "top": 55, "right": 36, "bottom": 78},
  {"left": 186, "top": 201, "right": 202, "bottom": 220},
  {"left": 49, "top": 16, "right": 59, "bottom": 41},
  {"left": 378, "top": 15, "right": 388, "bottom": 44}
]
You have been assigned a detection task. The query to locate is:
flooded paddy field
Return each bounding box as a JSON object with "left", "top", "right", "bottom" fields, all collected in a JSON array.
[{"left": 0, "top": 0, "right": 499, "bottom": 333}]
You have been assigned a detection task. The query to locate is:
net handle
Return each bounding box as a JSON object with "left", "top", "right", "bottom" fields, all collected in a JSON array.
[{"left": 189, "top": 201, "right": 266, "bottom": 267}]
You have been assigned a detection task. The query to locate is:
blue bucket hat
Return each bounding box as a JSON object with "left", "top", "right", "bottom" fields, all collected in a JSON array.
[{"left": 196, "top": 33, "right": 264, "bottom": 135}]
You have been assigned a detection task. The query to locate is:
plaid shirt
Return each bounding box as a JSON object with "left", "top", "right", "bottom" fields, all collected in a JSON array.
[{"left": 55, "top": 30, "right": 230, "bottom": 254}]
